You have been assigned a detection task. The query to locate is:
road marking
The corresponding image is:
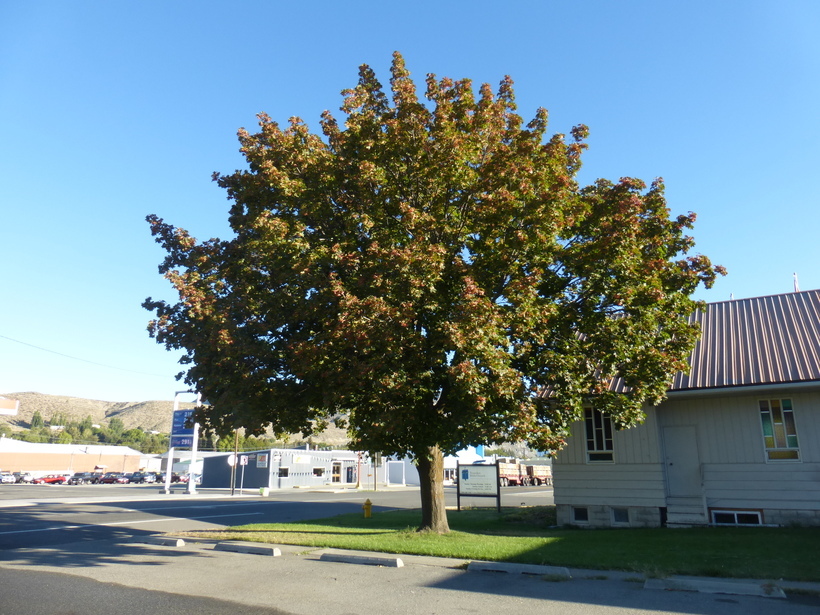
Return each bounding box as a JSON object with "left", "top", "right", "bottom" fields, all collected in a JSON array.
[{"left": 0, "top": 512, "right": 264, "bottom": 535}]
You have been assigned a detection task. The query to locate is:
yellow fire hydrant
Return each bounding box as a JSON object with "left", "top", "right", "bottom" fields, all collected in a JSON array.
[{"left": 362, "top": 498, "right": 372, "bottom": 518}]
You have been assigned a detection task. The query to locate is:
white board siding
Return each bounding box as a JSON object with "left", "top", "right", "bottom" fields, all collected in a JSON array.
[
  {"left": 553, "top": 464, "right": 667, "bottom": 508},
  {"left": 792, "top": 391, "right": 820, "bottom": 463},
  {"left": 702, "top": 462, "right": 820, "bottom": 511},
  {"left": 553, "top": 407, "right": 662, "bottom": 466},
  {"left": 553, "top": 389, "right": 820, "bottom": 520},
  {"left": 658, "top": 395, "right": 762, "bottom": 464},
  {"left": 553, "top": 408, "right": 665, "bottom": 507},
  {"left": 658, "top": 390, "right": 820, "bottom": 465}
]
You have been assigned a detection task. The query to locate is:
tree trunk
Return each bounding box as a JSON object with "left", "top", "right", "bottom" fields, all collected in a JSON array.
[{"left": 415, "top": 444, "right": 450, "bottom": 533}]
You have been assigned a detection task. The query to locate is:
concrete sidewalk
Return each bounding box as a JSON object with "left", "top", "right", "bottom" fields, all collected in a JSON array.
[
  {"left": 2, "top": 534, "right": 818, "bottom": 615},
  {"left": 149, "top": 533, "right": 820, "bottom": 600}
]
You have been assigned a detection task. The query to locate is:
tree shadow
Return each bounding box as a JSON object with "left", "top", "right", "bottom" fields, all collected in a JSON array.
[{"left": 0, "top": 496, "right": 368, "bottom": 570}]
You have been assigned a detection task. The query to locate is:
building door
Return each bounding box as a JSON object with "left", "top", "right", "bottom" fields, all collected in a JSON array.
[
  {"left": 332, "top": 462, "right": 342, "bottom": 483},
  {"left": 662, "top": 426, "right": 702, "bottom": 497}
]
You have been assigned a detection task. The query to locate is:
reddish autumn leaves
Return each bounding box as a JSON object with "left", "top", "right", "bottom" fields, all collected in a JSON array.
[{"left": 145, "top": 53, "right": 722, "bottom": 532}]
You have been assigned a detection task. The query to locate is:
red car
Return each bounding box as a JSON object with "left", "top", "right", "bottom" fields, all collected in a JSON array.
[
  {"left": 98, "top": 472, "right": 129, "bottom": 484},
  {"left": 32, "top": 474, "right": 67, "bottom": 484}
]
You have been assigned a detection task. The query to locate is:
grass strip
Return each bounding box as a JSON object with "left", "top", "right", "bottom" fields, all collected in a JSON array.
[{"left": 179, "top": 506, "right": 820, "bottom": 581}]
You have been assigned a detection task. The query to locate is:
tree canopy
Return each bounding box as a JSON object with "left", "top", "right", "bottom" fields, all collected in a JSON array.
[{"left": 144, "top": 53, "right": 723, "bottom": 532}]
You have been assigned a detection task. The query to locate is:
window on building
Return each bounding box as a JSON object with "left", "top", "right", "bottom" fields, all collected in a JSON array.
[
  {"left": 313, "top": 467, "right": 324, "bottom": 477},
  {"left": 585, "top": 408, "right": 614, "bottom": 462},
  {"left": 759, "top": 399, "right": 800, "bottom": 460},
  {"left": 611, "top": 507, "right": 629, "bottom": 525},
  {"left": 711, "top": 510, "right": 762, "bottom": 525},
  {"left": 278, "top": 467, "right": 289, "bottom": 477},
  {"left": 573, "top": 507, "right": 589, "bottom": 523}
]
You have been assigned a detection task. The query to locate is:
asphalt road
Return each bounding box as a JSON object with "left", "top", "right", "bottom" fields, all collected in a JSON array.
[
  {"left": 0, "top": 566, "right": 292, "bottom": 615},
  {"left": 0, "top": 483, "right": 553, "bottom": 550}
]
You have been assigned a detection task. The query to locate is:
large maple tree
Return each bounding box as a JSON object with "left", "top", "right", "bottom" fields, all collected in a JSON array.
[{"left": 144, "top": 53, "right": 723, "bottom": 532}]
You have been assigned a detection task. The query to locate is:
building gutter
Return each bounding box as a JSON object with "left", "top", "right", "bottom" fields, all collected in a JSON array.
[{"left": 665, "top": 379, "right": 820, "bottom": 400}]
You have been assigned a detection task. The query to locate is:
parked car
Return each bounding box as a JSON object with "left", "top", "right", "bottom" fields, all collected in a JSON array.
[
  {"left": 14, "top": 472, "right": 33, "bottom": 484},
  {"left": 127, "top": 472, "right": 156, "bottom": 484},
  {"left": 98, "top": 472, "right": 129, "bottom": 484},
  {"left": 0, "top": 472, "right": 15, "bottom": 484},
  {"left": 32, "top": 474, "right": 67, "bottom": 484},
  {"left": 67, "top": 472, "right": 101, "bottom": 485}
]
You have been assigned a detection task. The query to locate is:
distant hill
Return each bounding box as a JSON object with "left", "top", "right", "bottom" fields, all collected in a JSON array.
[
  {"left": 0, "top": 392, "right": 194, "bottom": 432},
  {"left": 0, "top": 392, "right": 351, "bottom": 447}
]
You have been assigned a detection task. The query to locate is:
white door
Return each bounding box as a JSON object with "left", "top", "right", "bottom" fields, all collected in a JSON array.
[{"left": 662, "top": 426, "right": 701, "bottom": 497}]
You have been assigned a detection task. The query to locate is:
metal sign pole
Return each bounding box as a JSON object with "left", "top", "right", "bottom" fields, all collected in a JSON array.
[
  {"left": 495, "top": 462, "right": 501, "bottom": 513},
  {"left": 457, "top": 463, "right": 462, "bottom": 512},
  {"left": 187, "top": 421, "right": 199, "bottom": 495},
  {"left": 163, "top": 447, "right": 174, "bottom": 494}
]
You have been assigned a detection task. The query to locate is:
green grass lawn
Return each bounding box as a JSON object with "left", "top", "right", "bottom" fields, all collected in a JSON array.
[{"left": 180, "top": 506, "right": 820, "bottom": 582}]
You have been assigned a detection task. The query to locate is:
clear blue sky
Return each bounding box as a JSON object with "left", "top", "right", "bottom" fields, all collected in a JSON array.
[{"left": 2, "top": 1, "right": 818, "bottom": 402}]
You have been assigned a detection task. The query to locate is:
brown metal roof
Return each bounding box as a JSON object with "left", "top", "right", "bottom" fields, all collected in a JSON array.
[{"left": 671, "top": 289, "right": 820, "bottom": 391}]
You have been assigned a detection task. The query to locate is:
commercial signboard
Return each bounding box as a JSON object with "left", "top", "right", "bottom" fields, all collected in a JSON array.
[
  {"left": 458, "top": 464, "right": 498, "bottom": 495},
  {"left": 456, "top": 462, "right": 501, "bottom": 512},
  {"left": 170, "top": 409, "right": 195, "bottom": 447}
]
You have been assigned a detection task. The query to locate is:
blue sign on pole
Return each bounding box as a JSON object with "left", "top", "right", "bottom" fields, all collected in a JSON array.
[{"left": 171, "top": 409, "right": 195, "bottom": 448}]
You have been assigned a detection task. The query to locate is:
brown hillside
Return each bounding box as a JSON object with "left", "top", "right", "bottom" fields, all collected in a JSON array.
[
  {"left": 0, "top": 392, "right": 192, "bottom": 432},
  {"left": 0, "top": 392, "right": 350, "bottom": 446}
]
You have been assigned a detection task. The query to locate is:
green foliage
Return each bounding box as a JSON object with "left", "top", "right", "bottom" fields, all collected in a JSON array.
[
  {"left": 79, "top": 415, "right": 94, "bottom": 432},
  {"left": 146, "top": 53, "right": 722, "bottom": 448},
  {"left": 19, "top": 429, "right": 48, "bottom": 443},
  {"left": 49, "top": 411, "right": 68, "bottom": 427},
  {"left": 138, "top": 433, "right": 168, "bottom": 454},
  {"left": 145, "top": 53, "right": 722, "bottom": 530},
  {"left": 108, "top": 417, "right": 125, "bottom": 435},
  {"left": 55, "top": 430, "right": 73, "bottom": 444},
  {"left": 30, "top": 410, "right": 44, "bottom": 429}
]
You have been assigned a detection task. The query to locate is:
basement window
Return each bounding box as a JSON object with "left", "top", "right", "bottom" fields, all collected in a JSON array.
[
  {"left": 573, "top": 507, "right": 589, "bottom": 523},
  {"left": 611, "top": 507, "right": 630, "bottom": 525},
  {"left": 711, "top": 510, "right": 762, "bottom": 526}
]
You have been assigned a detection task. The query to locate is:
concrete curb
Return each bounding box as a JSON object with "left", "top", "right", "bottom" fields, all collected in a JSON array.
[
  {"left": 214, "top": 541, "right": 282, "bottom": 556},
  {"left": 468, "top": 561, "right": 571, "bottom": 579},
  {"left": 132, "top": 534, "right": 820, "bottom": 598},
  {"left": 317, "top": 550, "right": 404, "bottom": 567},
  {"left": 645, "top": 576, "right": 787, "bottom": 599},
  {"left": 133, "top": 536, "right": 186, "bottom": 548}
]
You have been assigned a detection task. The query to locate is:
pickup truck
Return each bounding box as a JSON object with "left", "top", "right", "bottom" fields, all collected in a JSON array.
[{"left": 127, "top": 472, "right": 156, "bottom": 484}]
